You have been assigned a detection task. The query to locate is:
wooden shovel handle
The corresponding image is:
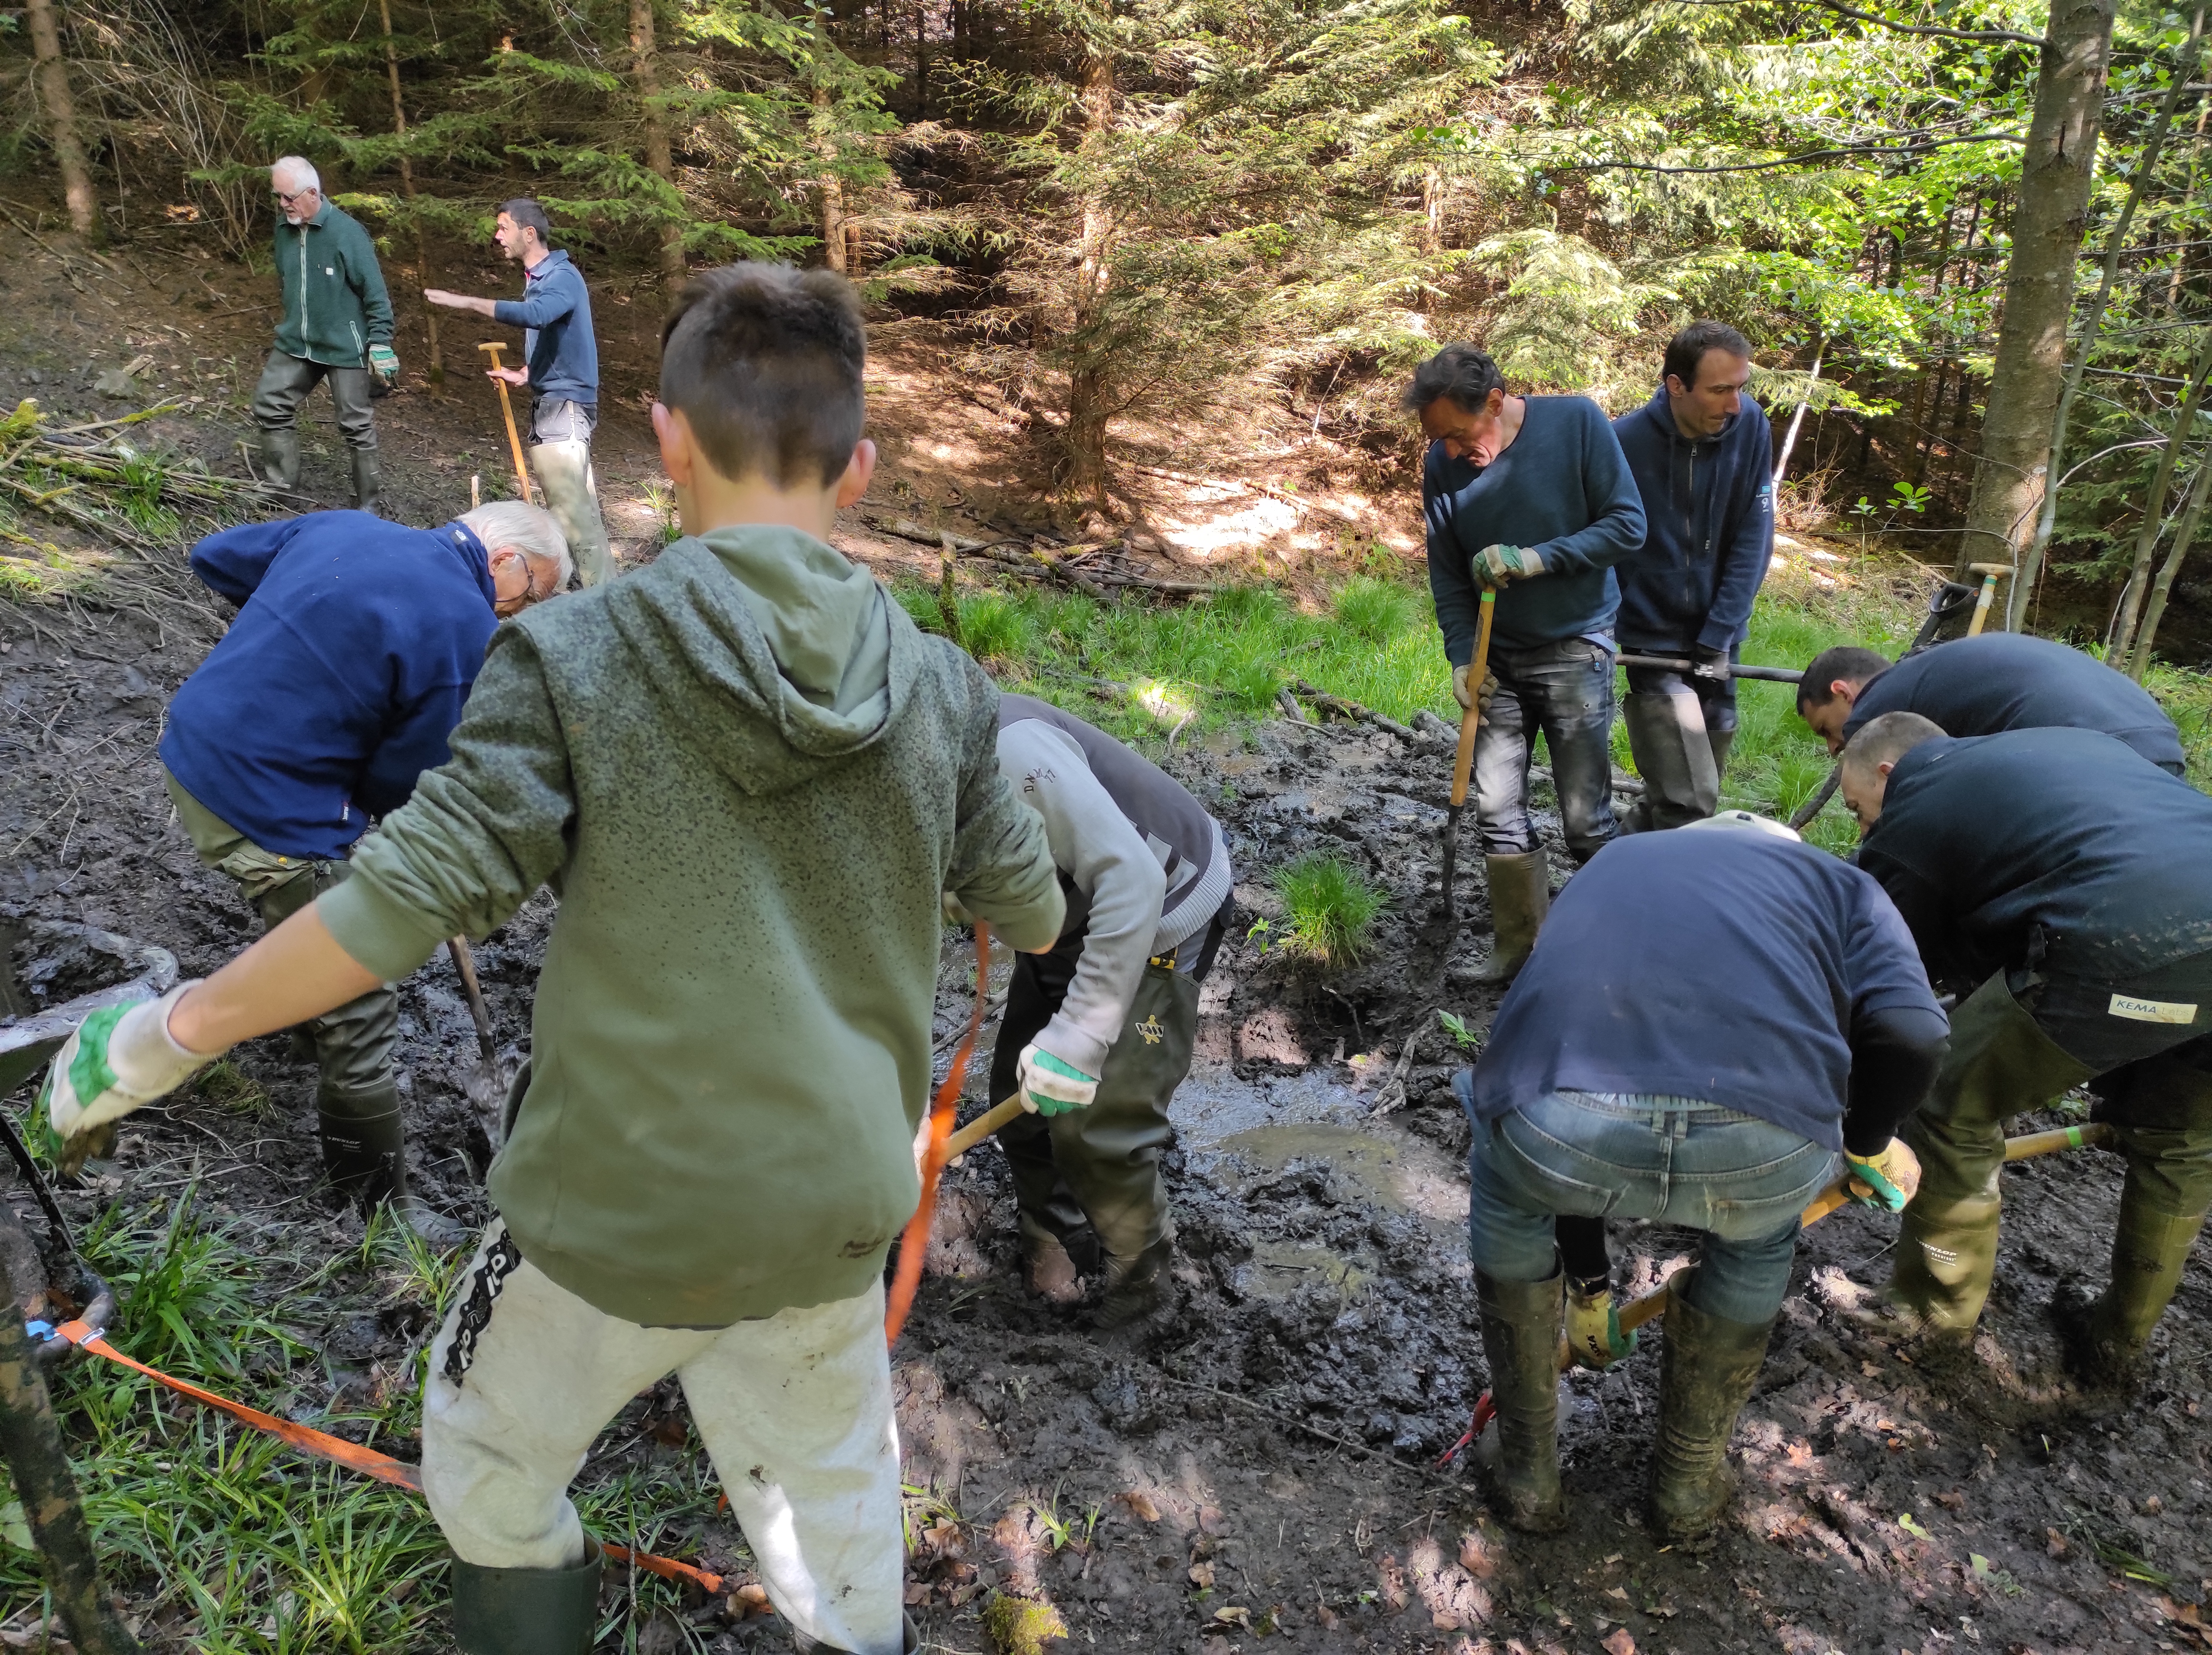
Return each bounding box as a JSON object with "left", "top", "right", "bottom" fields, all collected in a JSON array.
[
  {"left": 1450, "top": 591, "right": 1497, "bottom": 810},
  {"left": 943, "top": 1093, "right": 1027, "bottom": 1161},
  {"left": 477, "top": 342, "right": 533, "bottom": 501}
]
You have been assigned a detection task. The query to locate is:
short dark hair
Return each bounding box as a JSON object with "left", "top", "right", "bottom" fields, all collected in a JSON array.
[
  {"left": 1663, "top": 321, "right": 1752, "bottom": 390},
  {"left": 658, "top": 262, "right": 867, "bottom": 488},
  {"left": 500, "top": 198, "right": 554, "bottom": 245},
  {"left": 1402, "top": 345, "right": 1505, "bottom": 415},
  {"left": 1841, "top": 710, "right": 1945, "bottom": 776},
  {"left": 1796, "top": 645, "right": 1893, "bottom": 712}
]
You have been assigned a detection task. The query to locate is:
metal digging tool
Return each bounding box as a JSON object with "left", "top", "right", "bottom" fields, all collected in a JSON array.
[
  {"left": 477, "top": 342, "right": 534, "bottom": 505},
  {"left": 445, "top": 938, "right": 511, "bottom": 1156},
  {"left": 1435, "top": 588, "right": 1497, "bottom": 940}
]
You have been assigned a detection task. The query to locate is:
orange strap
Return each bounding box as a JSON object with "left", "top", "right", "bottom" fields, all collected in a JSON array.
[{"left": 885, "top": 925, "right": 991, "bottom": 1349}]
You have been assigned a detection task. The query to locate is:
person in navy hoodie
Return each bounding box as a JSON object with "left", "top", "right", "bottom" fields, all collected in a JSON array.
[
  {"left": 1611, "top": 321, "right": 1775, "bottom": 831},
  {"left": 156, "top": 502, "right": 570, "bottom": 1241}
]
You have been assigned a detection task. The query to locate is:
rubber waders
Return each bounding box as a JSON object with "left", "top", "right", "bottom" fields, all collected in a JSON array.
[
  {"left": 317, "top": 1077, "right": 465, "bottom": 1248},
  {"left": 257, "top": 426, "right": 302, "bottom": 492},
  {"left": 1887, "top": 1195, "right": 2004, "bottom": 1339},
  {"left": 2058, "top": 1180, "right": 2211, "bottom": 1382},
  {"left": 349, "top": 446, "right": 383, "bottom": 518},
  {"left": 1020, "top": 1215, "right": 1085, "bottom": 1305},
  {"left": 1649, "top": 1267, "right": 1777, "bottom": 1547},
  {"left": 1473, "top": 851, "right": 1549, "bottom": 986},
  {"left": 1096, "top": 1234, "right": 1175, "bottom": 1330},
  {"left": 1474, "top": 1269, "right": 1567, "bottom": 1531},
  {"left": 533, "top": 438, "right": 614, "bottom": 586},
  {"left": 1621, "top": 691, "right": 1720, "bottom": 831},
  {"left": 450, "top": 1546, "right": 602, "bottom": 1655}
]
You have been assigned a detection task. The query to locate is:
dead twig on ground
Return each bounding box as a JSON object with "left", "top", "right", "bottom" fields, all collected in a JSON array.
[{"left": 1292, "top": 679, "right": 1415, "bottom": 741}]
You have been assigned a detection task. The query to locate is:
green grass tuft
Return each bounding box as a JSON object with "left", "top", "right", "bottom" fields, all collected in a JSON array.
[{"left": 1269, "top": 850, "right": 1389, "bottom": 967}]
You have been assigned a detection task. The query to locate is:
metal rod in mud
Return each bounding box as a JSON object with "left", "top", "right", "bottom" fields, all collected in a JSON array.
[
  {"left": 1436, "top": 590, "right": 1496, "bottom": 931},
  {"left": 1614, "top": 654, "right": 1805, "bottom": 684}
]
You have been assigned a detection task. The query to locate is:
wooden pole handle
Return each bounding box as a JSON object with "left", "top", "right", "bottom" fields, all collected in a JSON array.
[
  {"left": 478, "top": 342, "right": 533, "bottom": 501},
  {"left": 1450, "top": 591, "right": 1496, "bottom": 810},
  {"left": 943, "top": 1093, "right": 1027, "bottom": 1161}
]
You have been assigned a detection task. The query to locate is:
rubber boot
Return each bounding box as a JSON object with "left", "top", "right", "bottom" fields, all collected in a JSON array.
[
  {"left": 1472, "top": 851, "right": 1549, "bottom": 985},
  {"left": 1021, "top": 1214, "right": 1086, "bottom": 1305},
  {"left": 257, "top": 425, "right": 301, "bottom": 491},
  {"left": 2055, "top": 1189, "right": 2210, "bottom": 1384},
  {"left": 317, "top": 1078, "right": 465, "bottom": 1249},
  {"left": 451, "top": 1545, "right": 601, "bottom": 1655},
  {"left": 1096, "top": 1234, "right": 1176, "bottom": 1330},
  {"left": 349, "top": 446, "right": 383, "bottom": 518},
  {"left": 1884, "top": 1194, "right": 2002, "bottom": 1339},
  {"left": 533, "top": 438, "right": 613, "bottom": 586},
  {"left": 1474, "top": 1268, "right": 1566, "bottom": 1532},
  {"left": 1648, "top": 1268, "right": 1777, "bottom": 1548},
  {"left": 1707, "top": 726, "right": 1736, "bottom": 791},
  {"left": 1620, "top": 692, "right": 1719, "bottom": 832}
]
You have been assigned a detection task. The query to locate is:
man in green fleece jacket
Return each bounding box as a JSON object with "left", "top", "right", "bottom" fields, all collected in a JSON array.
[
  {"left": 254, "top": 156, "right": 399, "bottom": 515},
  {"left": 39, "top": 265, "right": 1064, "bottom": 1655}
]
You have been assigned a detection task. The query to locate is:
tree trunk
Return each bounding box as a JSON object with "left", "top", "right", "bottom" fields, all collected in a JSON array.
[
  {"left": 2171, "top": 100, "right": 2212, "bottom": 311},
  {"left": 2007, "top": 2, "right": 2203, "bottom": 627},
  {"left": 0, "top": 1311, "right": 142, "bottom": 1655},
  {"left": 1061, "top": 27, "right": 1116, "bottom": 511},
  {"left": 378, "top": 0, "right": 442, "bottom": 386},
  {"left": 815, "top": 82, "right": 847, "bottom": 275},
  {"left": 1954, "top": 0, "right": 2116, "bottom": 591},
  {"left": 23, "top": 0, "right": 98, "bottom": 241},
  {"left": 629, "top": 0, "right": 689, "bottom": 292},
  {"left": 2112, "top": 326, "right": 2212, "bottom": 656},
  {"left": 1772, "top": 336, "right": 1823, "bottom": 486},
  {"left": 2130, "top": 438, "right": 2212, "bottom": 678}
]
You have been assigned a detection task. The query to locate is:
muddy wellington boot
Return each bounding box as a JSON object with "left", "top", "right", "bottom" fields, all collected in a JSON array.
[
  {"left": 1472, "top": 851, "right": 1549, "bottom": 986},
  {"left": 349, "top": 446, "right": 384, "bottom": 517},
  {"left": 451, "top": 1547, "right": 601, "bottom": 1655},
  {"left": 1649, "top": 1268, "right": 1777, "bottom": 1548},
  {"left": 1021, "top": 1215, "right": 1086, "bottom": 1306},
  {"left": 1096, "top": 1235, "right": 1177, "bottom": 1330},
  {"left": 256, "top": 425, "right": 301, "bottom": 492},
  {"left": 2054, "top": 1187, "right": 2211, "bottom": 1385},
  {"left": 317, "top": 1077, "right": 466, "bottom": 1250},
  {"left": 1883, "top": 1193, "right": 2003, "bottom": 1340},
  {"left": 1474, "top": 1269, "right": 1567, "bottom": 1531}
]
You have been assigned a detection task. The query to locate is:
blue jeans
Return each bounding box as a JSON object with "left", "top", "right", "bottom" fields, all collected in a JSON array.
[
  {"left": 1474, "top": 638, "right": 1618, "bottom": 861},
  {"left": 1468, "top": 1091, "right": 1836, "bottom": 1323}
]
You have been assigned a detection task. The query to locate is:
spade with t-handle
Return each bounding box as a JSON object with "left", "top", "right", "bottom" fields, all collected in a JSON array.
[{"left": 477, "top": 341, "right": 534, "bottom": 505}]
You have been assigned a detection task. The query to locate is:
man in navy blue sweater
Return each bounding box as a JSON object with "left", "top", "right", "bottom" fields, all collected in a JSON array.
[
  {"left": 1406, "top": 345, "right": 1646, "bottom": 982},
  {"left": 1611, "top": 321, "right": 1774, "bottom": 830},
  {"left": 158, "top": 502, "right": 570, "bottom": 1240},
  {"left": 428, "top": 200, "right": 612, "bottom": 586}
]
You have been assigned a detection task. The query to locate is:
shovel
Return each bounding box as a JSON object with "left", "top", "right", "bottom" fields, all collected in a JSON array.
[
  {"left": 477, "top": 341, "right": 534, "bottom": 505},
  {"left": 445, "top": 937, "right": 510, "bottom": 1156},
  {"left": 1435, "top": 588, "right": 1497, "bottom": 937}
]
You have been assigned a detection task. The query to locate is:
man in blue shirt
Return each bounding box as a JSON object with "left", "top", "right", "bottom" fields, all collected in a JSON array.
[
  {"left": 1612, "top": 322, "right": 1774, "bottom": 829},
  {"left": 1406, "top": 345, "right": 1646, "bottom": 982},
  {"left": 427, "top": 200, "right": 612, "bottom": 585},
  {"left": 158, "top": 502, "right": 570, "bottom": 1241},
  {"left": 1460, "top": 811, "right": 1943, "bottom": 1541}
]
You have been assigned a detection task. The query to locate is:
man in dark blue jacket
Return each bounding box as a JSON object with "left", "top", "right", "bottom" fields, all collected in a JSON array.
[
  {"left": 158, "top": 502, "right": 570, "bottom": 1240},
  {"left": 1611, "top": 321, "right": 1774, "bottom": 830},
  {"left": 1406, "top": 345, "right": 1647, "bottom": 982},
  {"left": 428, "top": 200, "right": 611, "bottom": 586}
]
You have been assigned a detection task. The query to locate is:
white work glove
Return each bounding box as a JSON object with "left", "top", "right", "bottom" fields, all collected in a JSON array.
[
  {"left": 1475, "top": 543, "right": 1546, "bottom": 586},
  {"left": 38, "top": 983, "right": 225, "bottom": 1173},
  {"left": 1451, "top": 664, "right": 1499, "bottom": 713},
  {"left": 1016, "top": 1042, "right": 1098, "bottom": 1117}
]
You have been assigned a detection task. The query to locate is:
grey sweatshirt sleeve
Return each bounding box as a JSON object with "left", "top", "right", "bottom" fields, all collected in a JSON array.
[
  {"left": 944, "top": 685, "right": 1067, "bottom": 955},
  {"left": 1001, "top": 719, "right": 1168, "bottom": 1076}
]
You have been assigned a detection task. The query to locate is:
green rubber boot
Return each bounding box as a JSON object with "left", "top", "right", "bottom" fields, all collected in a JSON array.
[
  {"left": 1884, "top": 1194, "right": 2003, "bottom": 1338},
  {"left": 256, "top": 425, "right": 301, "bottom": 492},
  {"left": 451, "top": 1545, "right": 601, "bottom": 1655},
  {"left": 1473, "top": 852, "right": 1549, "bottom": 986},
  {"left": 1474, "top": 1269, "right": 1566, "bottom": 1532},
  {"left": 317, "top": 1078, "right": 466, "bottom": 1250},
  {"left": 2056, "top": 1184, "right": 2210, "bottom": 1384},
  {"left": 1649, "top": 1268, "right": 1777, "bottom": 1548}
]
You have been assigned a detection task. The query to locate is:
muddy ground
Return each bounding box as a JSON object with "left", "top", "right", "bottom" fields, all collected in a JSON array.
[{"left": 0, "top": 215, "right": 2207, "bottom": 1654}]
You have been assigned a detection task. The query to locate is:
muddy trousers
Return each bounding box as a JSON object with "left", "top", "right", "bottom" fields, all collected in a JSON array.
[
  {"left": 1472, "top": 638, "right": 1618, "bottom": 862},
  {"left": 1619, "top": 657, "right": 1737, "bottom": 832},
  {"left": 424, "top": 1224, "right": 905, "bottom": 1655},
  {"left": 529, "top": 398, "right": 612, "bottom": 588},
  {"left": 991, "top": 951, "right": 1202, "bottom": 1263},
  {"left": 1891, "top": 966, "right": 2212, "bottom": 1338}
]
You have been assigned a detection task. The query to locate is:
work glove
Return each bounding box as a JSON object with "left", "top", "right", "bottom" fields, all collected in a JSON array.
[
  {"left": 1475, "top": 543, "right": 1546, "bottom": 586},
  {"left": 367, "top": 344, "right": 401, "bottom": 388},
  {"left": 942, "top": 890, "right": 976, "bottom": 927},
  {"left": 37, "top": 983, "right": 225, "bottom": 1175},
  {"left": 1566, "top": 1278, "right": 1638, "bottom": 1369},
  {"left": 1450, "top": 664, "right": 1499, "bottom": 714},
  {"left": 1844, "top": 1137, "right": 1922, "bottom": 1211},
  {"left": 1016, "top": 1043, "right": 1098, "bottom": 1117},
  {"left": 1690, "top": 643, "right": 1731, "bottom": 684}
]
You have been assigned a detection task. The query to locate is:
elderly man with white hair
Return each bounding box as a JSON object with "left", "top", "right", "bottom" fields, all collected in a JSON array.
[
  {"left": 1453, "top": 809, "right": 1946, "bottom": 1545},
  {"left": 255, "top": 156, "right": 399, "bottom": 515},
  {"left": 153, "top": 500, "right": 571, "bottom": 1245}
]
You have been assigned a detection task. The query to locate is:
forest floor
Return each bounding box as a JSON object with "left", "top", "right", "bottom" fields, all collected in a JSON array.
[{"left": 0, "top": 217, "right": 2208, "bottom": 1655}]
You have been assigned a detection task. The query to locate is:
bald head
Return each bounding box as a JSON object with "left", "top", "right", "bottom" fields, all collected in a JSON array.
[{"left": 1837, "top": 710, "right": 1945, "bottom": 834}]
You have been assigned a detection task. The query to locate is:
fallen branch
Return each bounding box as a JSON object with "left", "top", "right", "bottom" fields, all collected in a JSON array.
[
  {"left": 1292, "top": 679, "right": 1415, "bottom": 741},
  {"left": 1129, "top": 463, "right": 1365, "bottom": 526},
  {"left": 1370, "top": 1021, "right": 1427, "bottom": 1116}
]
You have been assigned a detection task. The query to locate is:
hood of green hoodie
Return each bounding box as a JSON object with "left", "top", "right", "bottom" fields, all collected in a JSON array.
[{"left": 604, "top": 524, "right": 901, "bottom": 797}]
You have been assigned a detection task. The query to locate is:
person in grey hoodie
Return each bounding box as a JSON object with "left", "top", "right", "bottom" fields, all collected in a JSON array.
[
  {"left": 38, "top": 263, "right": 1063, "bottom": 1655},
  {"left": 983, "top": 698, "right": 1234, "bottom": 1327}
]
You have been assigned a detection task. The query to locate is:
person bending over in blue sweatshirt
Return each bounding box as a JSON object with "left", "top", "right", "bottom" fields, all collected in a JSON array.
[
  {"left": 1405, "top": 345, "right": 1646, "bottom": 983},
  {"left": 157, "top": 502, "right": 570, "bottom": 1243},
  {"left": 1611, "top": 321, "right": 1774, "bottom": 831}
]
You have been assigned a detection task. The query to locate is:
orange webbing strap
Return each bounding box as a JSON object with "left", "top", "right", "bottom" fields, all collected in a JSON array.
[
  {"left": 885, "top": 923, "right": 992, "bottom": 1350},
  {"left": 600, "top": 1542, "right": 725, "bottom": 1594}
]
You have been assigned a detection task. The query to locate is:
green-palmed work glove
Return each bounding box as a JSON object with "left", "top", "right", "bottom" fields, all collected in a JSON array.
[
  {"left": 1016, "top": 1043, "right": 1098, "bottom": 1117},
  {"left": 1475, "top": 543, "right": 1546, "bottom": 586},
  {"left": 1845, "top": 1137, "right": 1922, "bottom": 1212},
  {"left": 367, "top": 344, "right": 401, "bottom": 387},
  {"left": 1566, "top": 1279, "right": 1638, "bottom": 1369},
  {"left": 37, "top": 983, "right": 225, "bottom": 1175}
]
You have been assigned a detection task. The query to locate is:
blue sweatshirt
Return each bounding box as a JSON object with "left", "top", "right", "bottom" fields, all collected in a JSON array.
[
  {"left": 160, "top": 512, "right": 500, "bottom": 861},
  {"left": 491, "top": 248, "right": 598, "bottom": 406},
  {"left": 1422, "top": 396, "right": 1647, "bottom": 660},
  {"left": 1611, "top": 387, "right": 1774, "bottom": 654}
]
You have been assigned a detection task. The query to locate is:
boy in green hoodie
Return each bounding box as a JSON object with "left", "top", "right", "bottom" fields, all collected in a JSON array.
[{"left": 40, "top": 264, "right": 1065, "bottom": 1655}]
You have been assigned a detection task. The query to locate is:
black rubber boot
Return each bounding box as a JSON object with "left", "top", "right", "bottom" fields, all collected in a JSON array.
[
  {"left": 1649, "top": 1268, "right": 1777, "bottom": 1548},
  {"left": 317, "top": 1078, "right": 465, "bottom": 1249},
  {"left": 349, "top": 446, "right": 383, "bottom": 517},
  {"left": 1096, "top": 1234, "right": 1176, "bottom": 1330},
  {"left": 1474, "top": 1268, "right": 1566, "bottom": 1532},
  {"left": 451, "top": 1545, "right": 601, "bottom": 1655},
  {"left": 256, "top": 425, "right": 301, "bottom": 491},
  {"left": 1472, "top": 852, "right": 1549, "bottom": 986}
]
